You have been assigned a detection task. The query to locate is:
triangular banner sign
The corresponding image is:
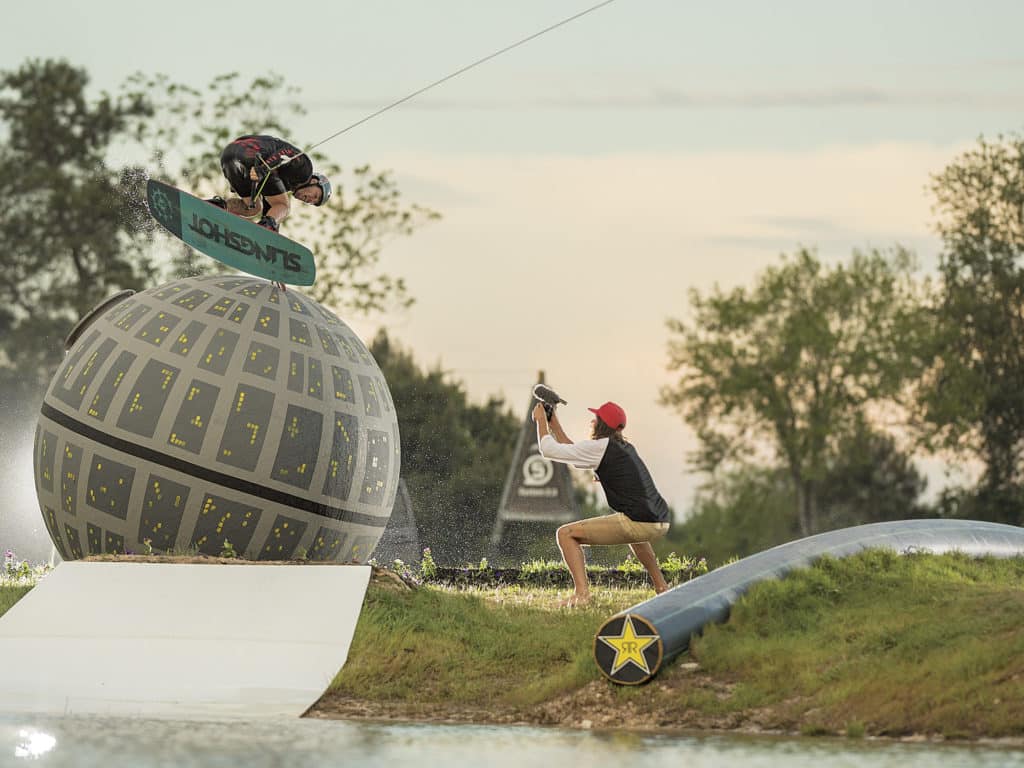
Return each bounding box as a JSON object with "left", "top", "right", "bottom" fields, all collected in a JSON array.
[{"left": 490, "top": 373, "right": 578, "bottom": 546}]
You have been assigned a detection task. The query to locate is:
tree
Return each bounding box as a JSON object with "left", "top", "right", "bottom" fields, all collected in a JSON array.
[
  {"left": 0, "top": 60, "right": 438, "bottom": 404},
  {"left": 817, "top": 417, "right": 930, "bottom": 530},
  {"left": 918, "top": 133, "right": 1024, "bottom": 522},
  {"left": 663, "top": 420, "right": 929, "bottom": 566},
  {"left": 369, "top": 331, "right": 519, "bottom": 564},
  {"left": 660, "top": 465, "right": 799, "bottom": 566},
  {"left": 661, "top": 248, "right": 930, "bottom": 536},
  {"left": 0, "top": 59, "right": 155, "bottom": 404}
]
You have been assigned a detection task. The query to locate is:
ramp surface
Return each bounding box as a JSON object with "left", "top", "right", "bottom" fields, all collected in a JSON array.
[
  {"left": 0, "top": 562, "right": 369, "bottom": 718},
  {"left": 594, "top": 519, "right": 1024, "bottom": 684}
]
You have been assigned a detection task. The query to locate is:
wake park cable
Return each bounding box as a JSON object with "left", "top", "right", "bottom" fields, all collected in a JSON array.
[{"left": 269, "top": 0, "right": 621, "bottom": 172}]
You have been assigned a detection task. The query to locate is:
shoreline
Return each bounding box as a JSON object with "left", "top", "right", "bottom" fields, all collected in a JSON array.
[
  {"left": 305, "top": 689, "right": 1024, "bottom": 749},
  {"left": 7, "top": 555, "right": 1023, "bottom": 744}
]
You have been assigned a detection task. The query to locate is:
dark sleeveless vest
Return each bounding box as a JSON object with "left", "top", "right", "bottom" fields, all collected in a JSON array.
[{"left": 595, "top": 440, "right": 670, "bottom": 523}]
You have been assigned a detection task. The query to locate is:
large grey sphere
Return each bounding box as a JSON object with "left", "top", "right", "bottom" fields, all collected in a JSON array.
[{"left": 33, "top": 275, "right": 400, "bottom": 562}]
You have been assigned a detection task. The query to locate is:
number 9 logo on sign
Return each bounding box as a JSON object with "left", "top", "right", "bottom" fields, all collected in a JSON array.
[{"left": 522, "top": 454, "right": 554, "bottom": 487}]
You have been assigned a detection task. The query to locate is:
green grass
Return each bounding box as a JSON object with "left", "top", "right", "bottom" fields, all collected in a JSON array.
[
  {"left": 681, "top": 550, "right": 1024, "bottom": 737},
  {"left": 332, "top": 551, "right": 1024, "bottom": 738},
  {"left": 330, "top": 585, "right": 652, "bottom": 707},
  {"left": 0, "top": 586, "right": 32, "bottom": 618},
  {"left": 5, "top": 551, "right": 1022, "bottom": 739}
]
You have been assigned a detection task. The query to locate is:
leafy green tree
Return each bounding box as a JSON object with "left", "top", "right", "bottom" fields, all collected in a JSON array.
[
  {"left": 817, "top": 417, "right": 930, "bottom": 530},
  {"left": 919, "top": 133, "right": 1024, "bottom": 522},
  {"left": 662, "top": 422, "right": 928, "bottom": 565},
  {"left": 661, "top": 248, "right": 930, "bottom": 537},
  {"left": 369, "top": 331, "right": 519, "bottom": 564},
  {"left": 659, "top": 465, "right": 799, "bottom": 566},
  {"left": 0, "top": 59, "right": 155, "bottom": 404},
  {"left": 0, "top": 60, "right": 437, "bottom": 406}
]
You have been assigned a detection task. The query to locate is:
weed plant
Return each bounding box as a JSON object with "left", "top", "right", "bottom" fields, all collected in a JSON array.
[{"left": 1, "top": 549, "right": 52, "bottom": 619}]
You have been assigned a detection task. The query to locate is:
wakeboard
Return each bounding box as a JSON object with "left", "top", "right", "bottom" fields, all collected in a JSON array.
[{"left": 146, "top": 179, "right": 316, "bottom": 286}]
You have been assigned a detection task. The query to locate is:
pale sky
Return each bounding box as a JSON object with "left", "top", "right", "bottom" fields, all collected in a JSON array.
[{"left": 5, "top": 0, "right": 1024, "bottom": 519}]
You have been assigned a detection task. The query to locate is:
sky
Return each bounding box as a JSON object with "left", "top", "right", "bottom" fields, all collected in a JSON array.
[{"left": 3, "top": 0, "right": 1024, "bottom": 541}]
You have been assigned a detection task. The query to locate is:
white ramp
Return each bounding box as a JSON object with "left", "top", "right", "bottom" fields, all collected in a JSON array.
[{"left": 0, "top": 562, "right": 369, "bottom": 719}]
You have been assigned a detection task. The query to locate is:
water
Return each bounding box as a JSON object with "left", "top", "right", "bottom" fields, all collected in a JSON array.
[{"left": 0, "top": 715, "right": 1020, "bottom": 768}]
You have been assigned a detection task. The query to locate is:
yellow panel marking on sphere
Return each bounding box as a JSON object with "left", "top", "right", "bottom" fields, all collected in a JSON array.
[{"left": 160, "top": 368, "right": 175, "bottom": 390}]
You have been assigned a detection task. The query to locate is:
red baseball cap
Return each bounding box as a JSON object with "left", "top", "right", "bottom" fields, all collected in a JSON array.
[{"left": 588, "top": 401, "right": 626, "bottom": 430}]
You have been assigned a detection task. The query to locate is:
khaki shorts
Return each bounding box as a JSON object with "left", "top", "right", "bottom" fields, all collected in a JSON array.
[{"left": 569, "top": 513, "right": 669, "bottom": 546}]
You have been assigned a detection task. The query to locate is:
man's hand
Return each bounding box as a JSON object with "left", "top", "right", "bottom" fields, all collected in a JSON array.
[{"left": 532, "top": 403, "right": 548, "bottom": 423}]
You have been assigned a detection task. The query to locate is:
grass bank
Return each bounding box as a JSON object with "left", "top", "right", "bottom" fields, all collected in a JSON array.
[
  {"left": 314, "top": 550, "right": 1024, "bottom": 740},
  {"left": 3, "top": 551, "right": 1020, "bottom": 739},
  {"left": 0, "top": 586, "right": 31, "bottom": 618}
]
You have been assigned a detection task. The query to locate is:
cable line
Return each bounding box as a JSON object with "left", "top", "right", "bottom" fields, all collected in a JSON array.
[{"left": 271, "top": 0, "right": 620, "bottom": 171}]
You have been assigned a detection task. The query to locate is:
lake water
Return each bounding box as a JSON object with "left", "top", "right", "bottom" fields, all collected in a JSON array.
[{"left": 0, "top": 715, "right": 1021, "bottom": 768}]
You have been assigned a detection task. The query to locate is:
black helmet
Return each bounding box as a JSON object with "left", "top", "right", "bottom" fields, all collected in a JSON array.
[{"left": 303, "top": 172, "right": 332, "bottom": 206}]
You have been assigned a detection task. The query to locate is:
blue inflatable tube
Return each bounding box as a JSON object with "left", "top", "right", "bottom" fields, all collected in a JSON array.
[{"left": 593, "top": 519, "right": 1024, "bottom": 684}]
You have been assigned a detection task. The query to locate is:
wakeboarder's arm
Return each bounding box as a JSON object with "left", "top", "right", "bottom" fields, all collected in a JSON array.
[
  {"left": 534, "top": 415, "right": 607, "bottom": 468},
  {"left": 262, "top": 192, "right": 291, "bottom": 225},
  {"left": 549, "top": 412, "right": 573, "bottom": 444},
  {"left": 532, "top": 403, "right": 551, "bottom": 442}
]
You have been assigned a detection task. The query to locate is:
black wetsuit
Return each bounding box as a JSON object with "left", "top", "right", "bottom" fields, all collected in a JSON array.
[{"left": 219, "top": 135, "right": 314, "bottom": 201}]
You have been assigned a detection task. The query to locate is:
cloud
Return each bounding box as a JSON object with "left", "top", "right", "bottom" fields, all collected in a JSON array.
[{"left": 313, "top": 87, "right": 1021, "bottom": 112}]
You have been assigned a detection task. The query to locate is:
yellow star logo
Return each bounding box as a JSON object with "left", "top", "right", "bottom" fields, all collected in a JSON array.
[{"left": 597, "top": 615, "right": 658, "bottom": 676}]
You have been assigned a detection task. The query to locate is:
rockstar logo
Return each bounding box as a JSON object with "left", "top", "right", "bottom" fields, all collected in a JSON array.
[{"left": 594, "top": 613, "right": 662, "bottom": 684}]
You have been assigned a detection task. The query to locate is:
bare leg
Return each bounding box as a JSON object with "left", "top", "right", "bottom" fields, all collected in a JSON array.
[
  {"left": 556, "top": 523, "right": 591, "bottom": 606},
  {"left": 630, "top": 542, "right": 669, "bottom": 594}
]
